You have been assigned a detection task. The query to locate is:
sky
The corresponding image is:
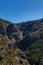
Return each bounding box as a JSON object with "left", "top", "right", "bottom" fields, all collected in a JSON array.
[{"left": 0, "top": 0, "right": 43, "bottom": 23}]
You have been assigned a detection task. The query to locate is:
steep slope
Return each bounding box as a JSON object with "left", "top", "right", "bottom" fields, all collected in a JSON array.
[
  {"left": 0, "top": 18, "right": 43, "bottom": 65},
  {"left": 0, "top": 18, "right": 23, "bottom": 41},
  {"left": 0, "top": 18, "right": 29, "bottom": 65},
  {"left": 0, "top": 35, "right": 29, "bottom": 65},
  {"left": 6, "top": 23, "right": 23, "bottom": 41},
  {"left": 16, "top": 18, "right": 43, "bottom": 37},
  {"left": 16, "top": 18, "right": 43, "bottom": 65}
]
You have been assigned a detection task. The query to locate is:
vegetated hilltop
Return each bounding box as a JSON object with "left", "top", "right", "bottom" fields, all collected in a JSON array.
[{"left": 0, "top": 18, "right": 43, "bottom": 65}]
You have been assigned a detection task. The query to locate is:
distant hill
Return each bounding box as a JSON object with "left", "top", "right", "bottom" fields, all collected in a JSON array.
[{"left": 0, "top": 18, "right": 43, "bottom": 65}]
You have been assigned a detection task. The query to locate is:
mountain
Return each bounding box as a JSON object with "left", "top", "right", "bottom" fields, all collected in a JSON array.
[
  {"left": 0, "top": 18, "right": 43, "bottom": 65},
  {"left": 0, "top": 18, "right": 29, "bottom": 65},
  {"left": 16, "top": 18, "right": 43, "bottom": 65}
]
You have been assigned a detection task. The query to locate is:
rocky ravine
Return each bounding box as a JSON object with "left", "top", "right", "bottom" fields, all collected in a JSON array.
[
  {"left": 0, "top": 18, "right": 30, "bottom": 65},
  {"left": 0, "top": 18, "right": 43, "bottom": 65}
]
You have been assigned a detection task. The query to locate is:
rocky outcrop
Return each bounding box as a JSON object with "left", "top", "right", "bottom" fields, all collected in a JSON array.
[
  {"left": 6, "top": 23, "right": 23, "bottom": 41},
  {"left": 0, "top": 24, "right": 7, "bottom": 36}
]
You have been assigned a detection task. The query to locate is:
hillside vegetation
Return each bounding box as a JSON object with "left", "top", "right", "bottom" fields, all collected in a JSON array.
[{"left": 0, "top": 18, "right": 43, "bottom": 65}]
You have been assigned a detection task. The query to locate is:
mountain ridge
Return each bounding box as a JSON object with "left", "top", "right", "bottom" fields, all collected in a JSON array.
[{"left": 0, "top": 18, "right": 43, "bottom": 65}]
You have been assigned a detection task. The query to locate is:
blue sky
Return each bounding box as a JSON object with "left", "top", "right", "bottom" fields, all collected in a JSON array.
[{"left": 0, "top": 0, "right": 43, "bottom": 23}]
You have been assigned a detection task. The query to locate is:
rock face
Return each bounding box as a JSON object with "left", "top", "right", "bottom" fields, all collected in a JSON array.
[
  {"left": 6, "top": 23, "right": 23, "bottom": 41},
  {"left": 0, "top": 18, "right": 43, "bottom": 65},
  {"left": 0, "top": 24, "right": 7, "bottom": 36},
  {"left": 0, "top": 18, "right": 23, "bottom": 42}
]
